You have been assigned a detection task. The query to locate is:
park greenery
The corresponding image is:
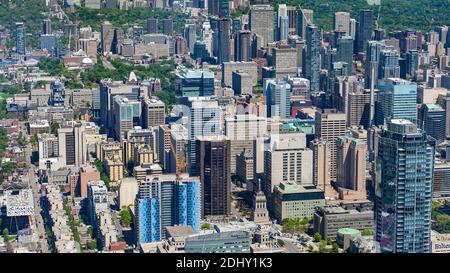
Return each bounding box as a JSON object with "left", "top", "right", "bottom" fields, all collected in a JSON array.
[
  {"left": 201, "top": 223, "right": 212, "bottom": 230},
  {"left": 241, "top": 0, "right": 450, "bottom": 33},
  {"left": 282, "top": 217, "right": 312, "bottom": 234},
  {"left": 94, "top": 159, "right": 111, "bottom": 188},
  {"left": 68, "top": 6, "right": 188, "bottom": 34},
  {"left": 119, "top": 206, "right": 133, "bottom": 228},
  {"left": 432, "top": 201, "right": 450, "bottom": 233},
  {"left": 63, "top": 198, "right": 82, "bottom": 244}
]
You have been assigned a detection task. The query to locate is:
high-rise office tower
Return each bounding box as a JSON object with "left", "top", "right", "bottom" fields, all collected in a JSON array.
[
  {"left": 295, "top": 9, "right": 313, "bottom": 39},
  {"left": 271, "top": 42, "right": 297, "bottom": 79},
  {"left": 208, "top": 0, "right": 219, "bottom": 16},
  {"left": 311, "top": 139, "right": 332, "bottom": 195},
  {"left": 163, "top": 18, "right": 173, "bottom": 35},
  {"left": 188, "top": 98, "right": 221, "bottom": 176},
  {"left": 336, "top": 135, "right": 367, "bottom": 200},
  {"left": 364, "top": 41, "right": 387, "bottom": 88},
  {"left": 40, "top": 34, "right": 61, "bottom": 57},
  {"left": 356, "top": 9, "right": 373, "bottom": 53},
  {"left": 184, "top": 23, "right": 197, "bottom": 53},
  {"left": 142, "top": 98, "right": 165, "bottom": 129},
  {"left": 249, "top": 5, "right": 275, "bottom": 46},
  {"left": 16, "top": 22, "right": 26, "bottom": 55},
  {"left": 349, "top": 18, "right": 357, "bottom": 39},
  {"left": 419, "top": 104, "right": 446, "bottom": 143},
  {"left": 234, "top": 30, "right": 252, "bottom": 61},
  {"left": 113, "top": 96, "right": 141, "bottom": 141},
  {"left": 219, "top": 0, "right": 229, "bottom": 18},
  {"left": 315, "top": 109, "right": 346, "bottom": 181},
  {"left": 211, "top": 17, "right": 231, "bottom": 63},
  {"left": 224, "top": 114, "right": 266, "bottom": 174},
  {"left": 279, "top": 16, "right": 289, "bottom": 41},
  {"left": 304, "top": 25, "right": 321, "bottom": 92},
  {"left": 135, "top": 175, "right": 201, "bottom": 243},
  {"left": 277, "top": 4, "right": 288, "bottom": 41},
  {"left": 57, "top": 121, "right": 89, "bottom": 168},
  {"left": 100, "top": 21, "right": 114, "bottom": 54},
  {"left": 147, "top": 18, "right": 158, "bottom": 34},
  {"left": 264, "top": 132, "right": 313, "bottom": 195},
  {"left": 378, "top": 49, "right": 401, "bottom": 80},
  {"left": 43, "top": 18, "right": 52, "bottom": 35},
  {"left": 335, "top": 36, "right": 354, "bottom": 75},
  {"left": 406, "top": 50, "right": 419, "bottom": 78},
  {"left": 196, "top": 136, "right": 231, "bottom": 217},
  {"left": 378, "top": 78, "right": 417, "bottom": 125},
  {"left": 334, "top": 12, "right": 350, "bottom": 35},
  {"left": 265, "top": 79, "right": 291, "bottom": 119},
  {"left": 375, "top": 119, "right": 435, "bottom": 253}
]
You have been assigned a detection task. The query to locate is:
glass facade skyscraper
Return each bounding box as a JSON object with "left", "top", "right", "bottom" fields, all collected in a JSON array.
[
  {"left": 377, "top": 78, "right": 417, "bottom": 125},
  {"left": 16, "top": 22, "right": 26, "bottom": 55},
  {"left": 187, "top": 98, "right": 220, "bottom": 176},
  {"left": 265, "top": 79, "right": 292, "bottom": 119},
  {"left": 304, "top": 25, "right": 321, "bottom": 92},
  {"left": 375, "top": 119, "right": 435, "bottom": 253},
  {"left": 135, "top": 175, "right": 200, "bottom": 244}
]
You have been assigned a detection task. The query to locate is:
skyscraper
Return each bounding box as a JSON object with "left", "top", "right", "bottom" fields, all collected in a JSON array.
[
  {"left": 113, "top": 96, "right": 141, "bottom": 141},
  {"left": 135, "top": 174, "right": 201, "bottom": 243},
  {"left": 378, "top": 49, "right": 401, "bottom": 80},
  {"left": 336, "top": 135, "right": 367, "bottom": 200},
  {"left": 184, "top": 23, "right": 197, "bottom": 53},
  {"left": 211, "top": 17, "right": 231, "bottom": 63},
  {"left": 420, "top": 104, "right": 446, "bottom": 143},
  {"left": 304, "top": 25, "right": 321, "bottom": 92},
  {"left": 334, "top": 12, "right": 350, "bottom": 35},
  {"left": 249, "top": 5, "right": 275, "bottom": 46},
  {"left": 142, "top": 98, "right": 165, "bottom": 129},
  {"left": 234, "top": 30, "right": 252, "bottom": 61},
  {"left": 147, "top": 18, "right": 158, "bottom": 34},
  {"left": 356, "top": 10, "right": 373, "bottom": 53},
  {"left": 315, "top": 109, "right": 347, "bottom": 181},
  {"left": 265, "top": 79, "right": 291, "bottom": 119},
  {"left": 296, "top": 9, "right": 313, "bottom": 39},
  {"left": 376, "top": 119, "right": 435, "bottom": 253},
  {"left": 100, "top": 21, "right": 114, "bottom": 54},
  {"left": 277, "top": 4, "right": 289, "bottom": 41},
  {"left": 188, "top": 98, "right": 220, "bottom": 176},
  {"left": 163, "top": 18, "right": 173, "bottom": 35},
  {"left": 16, "top": 22, "right": 26, "bottom": 55},
  {"left": 43, "top": 18, "right": 52, "bottom": 35},
  {"left": 378, "top": 78, "right": 417, "bottom": 125},
  {"left": 335, "top": 36, "right": 354, "bottom": 75},
  {"left": 196, "top": 136, "right": 231, "bottom": 217}
]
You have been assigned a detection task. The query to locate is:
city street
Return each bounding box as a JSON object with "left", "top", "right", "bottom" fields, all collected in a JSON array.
[{"left": 22, "top": 122, "right": 50, "bottom": 253}]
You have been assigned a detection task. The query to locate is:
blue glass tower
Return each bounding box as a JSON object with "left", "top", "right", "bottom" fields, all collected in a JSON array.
[
  {"left": 375, "top": 119, "right": 435, "bottom": 253},
  {"left": 135, "top": 176, "right": 201, "bottom": 244},
  {"left": 377, "top": 78, "right": 417, "bottom": 125},
  {"left": 265, "top": 79, "right": 292, "bottom": 119}
]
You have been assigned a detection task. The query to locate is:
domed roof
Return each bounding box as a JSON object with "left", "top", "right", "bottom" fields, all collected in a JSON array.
[{"left": 82, "top": 57, "right": 93, "bottom": 65}]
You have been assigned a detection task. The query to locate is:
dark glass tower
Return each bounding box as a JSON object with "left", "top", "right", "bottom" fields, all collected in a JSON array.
[{"left": 375, "top": 119, "right": 435, "bottom": 253}]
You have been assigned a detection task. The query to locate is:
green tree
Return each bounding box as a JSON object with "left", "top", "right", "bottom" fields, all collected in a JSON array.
[
  {"left": 331, "top": 242, "right": 339, "bottom": 253},
  {"left": 201, "top": 223, "right": 212, "bottom": 230},
  {"left": 18, "top": 132, "right": 26, "bottom": 146},
  {"left": 119, "top": 206, "right": 132, "bottom": 227},
  {"left": 313, "top": 232, "right": 322, "bottom": 242},
  {"left": 86, "top": 240, "right": 97, "bottom": 250},
  {"left": 50, "top": 122, "right": 59, "bottom": 135},
  {"left": 361, "top": 229, "right": 373, "bottom": 236}
]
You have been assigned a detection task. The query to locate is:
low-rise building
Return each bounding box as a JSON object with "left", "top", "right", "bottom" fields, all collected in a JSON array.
[
  {"left": 313, "top": 202, "right": 374, "bottom": 241},
  {"left": 272, "top": 182, "right": 325, "bottom": 222}
]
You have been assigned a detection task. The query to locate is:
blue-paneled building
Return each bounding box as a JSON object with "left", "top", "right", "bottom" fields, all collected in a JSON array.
[{"left": 135, "top": 175, "right": 200, "bottom": 244}]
